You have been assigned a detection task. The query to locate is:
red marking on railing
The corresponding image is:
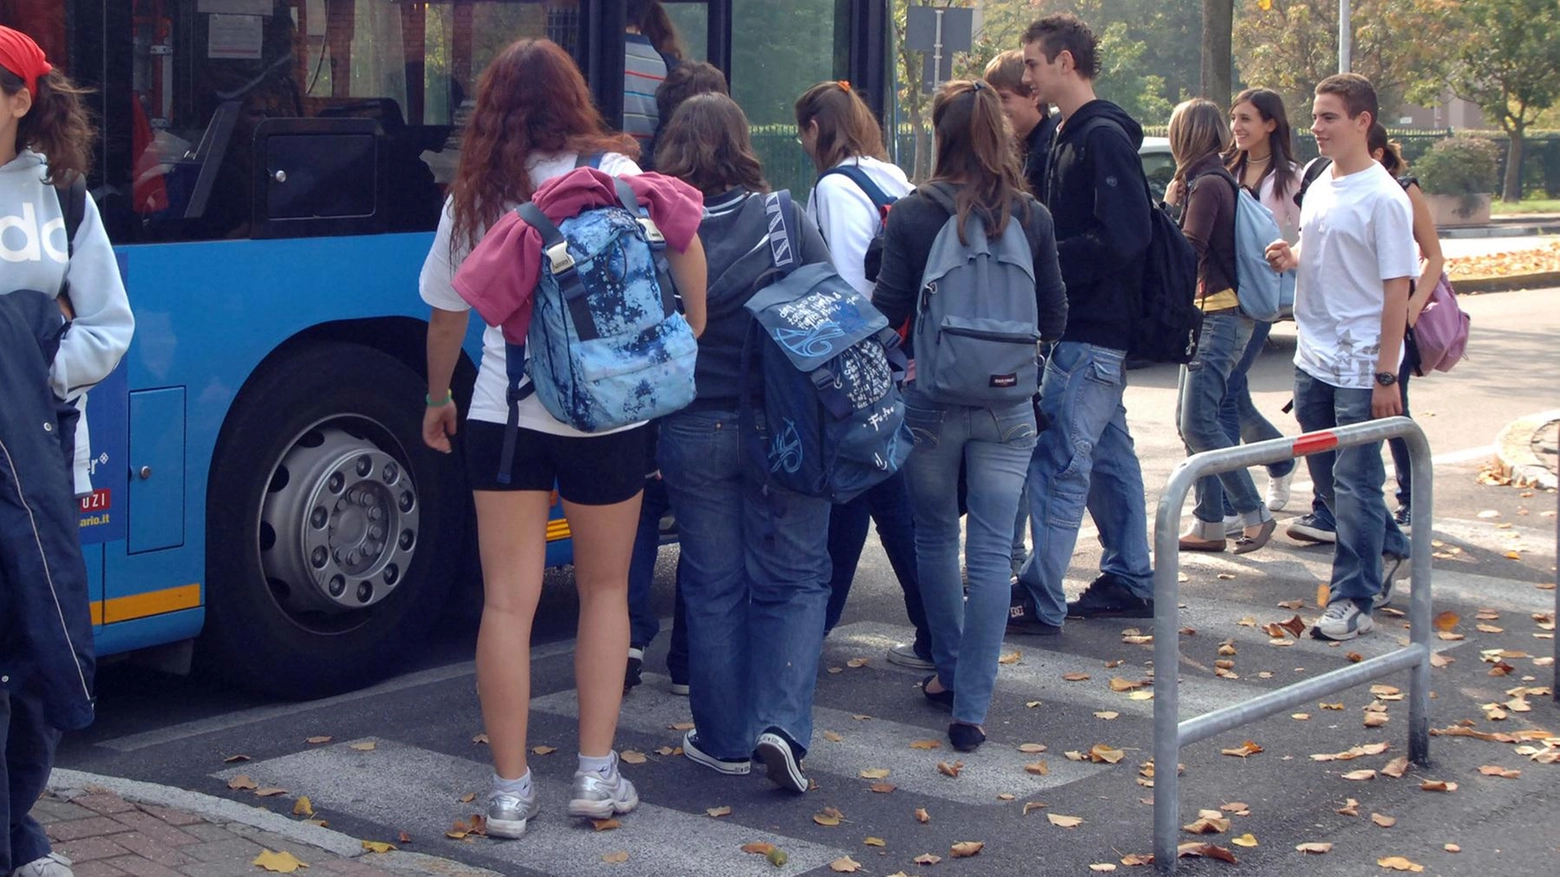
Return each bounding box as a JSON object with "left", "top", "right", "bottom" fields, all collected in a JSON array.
[{"left": 1293, "top": 431, "right": 1339, "bottom": 457}]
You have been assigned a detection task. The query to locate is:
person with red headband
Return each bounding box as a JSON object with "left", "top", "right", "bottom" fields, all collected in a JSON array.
[{"left": 2, "top": 23, "right": 134, "bottom": 877}]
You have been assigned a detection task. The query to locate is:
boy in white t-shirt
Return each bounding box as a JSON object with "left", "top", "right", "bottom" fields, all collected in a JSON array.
[{"left": 1265, "top": 73, "right": 1415, "bottom": 642}]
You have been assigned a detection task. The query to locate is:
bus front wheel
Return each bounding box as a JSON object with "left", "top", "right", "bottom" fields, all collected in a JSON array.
[{"left": 202, "top": 342, "right": 468, "bottom": 699}]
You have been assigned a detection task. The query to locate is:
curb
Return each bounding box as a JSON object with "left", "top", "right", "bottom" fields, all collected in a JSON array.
[
  {"left": 1452, "top": 271, "right": 1560, "bottom": 294},
  {"left": 46, "top": 769, "right": 504, "bottom": 877},
  {"left": 1494, "top": 409, "right": 1560, "bottom": 491}
]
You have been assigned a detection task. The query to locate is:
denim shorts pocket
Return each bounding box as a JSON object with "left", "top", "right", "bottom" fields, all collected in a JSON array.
[{"left": 904, "top": 404, "right": 943, "bottom": 448}]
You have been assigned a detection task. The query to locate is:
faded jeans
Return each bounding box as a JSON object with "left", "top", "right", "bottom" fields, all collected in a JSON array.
[{"left": 1177, "top": 313, "right": 1266, "bottom": 526}]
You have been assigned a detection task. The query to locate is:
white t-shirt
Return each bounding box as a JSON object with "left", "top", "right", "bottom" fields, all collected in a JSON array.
[
  {"left": 804, "top": 156, "right": 913, "bottom": 298},
  {"left": 1293, "top": 161, "right": 1416, "bottom": 390},
  {"left": 419, "top": 151, "right": 642, "bottom": 434}
]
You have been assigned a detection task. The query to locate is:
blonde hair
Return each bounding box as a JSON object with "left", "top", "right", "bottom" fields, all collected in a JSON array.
[
  {"left": 982, "top": 50, "right": 1031, "bottom": 96},
  {"left": 1168, "top": 98, "right": 1229, "bottom": 180}
]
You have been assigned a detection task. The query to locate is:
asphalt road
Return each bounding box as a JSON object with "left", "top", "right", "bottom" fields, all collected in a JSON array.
[{"left": 59, "top": 287, "right": 1560, "bottom": 877}]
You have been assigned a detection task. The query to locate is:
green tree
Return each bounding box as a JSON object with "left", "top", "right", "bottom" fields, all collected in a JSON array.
[{"left": 1438, "top": 0, "right": 1560, "bottom": 201}]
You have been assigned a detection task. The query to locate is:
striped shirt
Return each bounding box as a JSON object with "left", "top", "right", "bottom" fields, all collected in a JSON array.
[{"left": 624, "top": 34, "right": 667, "bottom": 148}]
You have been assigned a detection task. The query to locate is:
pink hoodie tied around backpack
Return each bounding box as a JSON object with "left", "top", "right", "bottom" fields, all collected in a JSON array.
[{"left": 452, "top": 168, "right": 704, "bottom": 343}]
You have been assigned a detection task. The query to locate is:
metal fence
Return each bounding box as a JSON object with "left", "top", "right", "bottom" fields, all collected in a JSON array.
[{"left": 1149, "top": 418, "right": 1434, "bottom": 874}]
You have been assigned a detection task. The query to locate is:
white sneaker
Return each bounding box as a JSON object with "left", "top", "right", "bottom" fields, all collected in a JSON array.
[
  {"left": 1266, "top": 470, "right": 1294, "bottom": 511},
  {"left": 682, "top": 730, "right": 751, "bottom": 775},
  {"left": 485, "top": 788, "right": 541, "bottom": 839},
  {"left": 1310, "top": 601, "right": 1375, "bottom": 641},
  {"left": 566, "top": 752, "right": 639, "bottom": 820},
  {"left": 886, "top": 642, "right": 934, "bottom": 671},
  {"left": 11, "top": 853, "right": 73, "bottom": 877}
]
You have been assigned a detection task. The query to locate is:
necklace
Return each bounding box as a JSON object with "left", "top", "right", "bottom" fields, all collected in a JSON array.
[{"left": 1245, "top": 152, "right": 1271, "bottom": 165}]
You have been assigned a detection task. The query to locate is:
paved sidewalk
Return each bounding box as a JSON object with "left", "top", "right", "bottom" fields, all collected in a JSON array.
[{"left": 36, "top": 773, "right": 500, "bottom": 877}]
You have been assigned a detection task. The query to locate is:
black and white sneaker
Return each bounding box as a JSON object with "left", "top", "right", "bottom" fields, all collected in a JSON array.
[
  {"left": 1286, "top": 513, "right": 1337, "bottom": 544},
  {"left": 682, "top": 730, "right": 751, "bottom": 776},
  {"left": 754, "top": 730, "right": 807, "bottom": 793},
  {"left": 624, "top": 647, "right": 644, "bottom": 694},
  {"left": 1311, "top": 600, "right": 1375, "bottom": 641}
]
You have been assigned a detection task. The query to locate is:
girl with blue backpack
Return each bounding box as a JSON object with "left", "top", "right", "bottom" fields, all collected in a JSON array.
[
  {"left": 792, "top": 81, "right": 930, "bottom": 671},
  {"left": 418, "top": 39, "right": 706, "bottom": 839},
  {"left": 1166, "top": 98, "right": 1278, "bottom": 556},
  {"left": 872, "top": 80, "right": 1067, "bottom": 753},
  {"left": 652, "top": 92, "right": 837, "bottom": 793}
]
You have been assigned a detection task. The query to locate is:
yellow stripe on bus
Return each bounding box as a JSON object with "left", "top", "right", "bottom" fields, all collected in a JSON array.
[
  {"left": 546, "top": 518, "right": 572, "bottom": 542},
  {"left": 91, "top": 583, "right": 203, "bottom": 625}
]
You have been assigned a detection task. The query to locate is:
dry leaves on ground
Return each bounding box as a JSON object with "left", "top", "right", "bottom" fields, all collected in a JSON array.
[
  {"left": 592, "top": 818, "right": 620, "bottom": 831},
  {"left": 1420, "top": 780, "right": 1458, "bottom": 792},
  {"left": 950, "top": 841, "right": 984, "bottom": 858},
  {"left": 1047, "top": 813, "right": 1084, "bottom": 828},
  {"left": 829, "top": 855, "right": 862, "bottom": 872},
  {"left": 1231, "top": 833, "right": 1258, "bottom": 847},
  {"left": 908, "top": 739, "right": 941, "bottom": 750},
  {"left": 914, "top": 853, "right": 942, "bottom": 865},
  {"left": 859, "top": 768, "right": 891, "bottom": 780},
  {"left": 602, "top": 851, "right": 629, "bottom": 864},
  {"left": 1025, "top": 761, "right": 1050, "bottom": 776},
  {"left": 1220, "top": 740, "right": 1264, "bottom": 758},
  {"left": 937, "top": 761, "right": 964, "bottom": 778},
  {"left": 1382, "top": 756, "right": 1409, "bottom": 778},
  {"left": 1378, "top": 855, "right": 1426, "bottom": 872},
  {"left": 291, "top": 797, "right": 313, "bottom": 817},
  {"left": 618, "top": 750, "right": 647, "bottom": 765},
  {"left": 1177, "top": 842, "right": 1237, "bottom": 863},
  {"left": 252, "top": 850, "right": 307, "bottom": 873},
  {"left": 1090, "top": 744, "right": 1127, "bottom": 764},
  {"left": 1478, "top": 765, "right": 1521, "bottom": 778},
  {"left": 1017, "top": 742, "right": 1047, "bottom": 753},
  {"left": 1372, "top": 813, "right": 1397, "bottom": 828},
  {"left": 361, "top": 840, "right": 396, "bottom": 853},
  {"left": 1296, "top": 842, "right": 1333, "bottom": 854},
  {"left": 869, "top": 783, "right": 897, "bottom": 793},
  {"left": 706, "top": 806, "right": 732, "bottom": 818},
  {"left": 914, "top": 807, "right": 931, "bottom": 824},
  {"left": 305, "top": 735, "right": 332, "bottom": 745}
]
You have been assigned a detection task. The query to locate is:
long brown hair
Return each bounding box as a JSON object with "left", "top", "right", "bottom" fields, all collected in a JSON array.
[
  {"left": 628, "top": 0, "right": 683, "bottom": 60},
  {"left": 794, "top": 81, "right": 887, "bottom": 174},
  {"left": 1168, "top": 98, "right": 1229, "bottom": 183},
  {"left": 655, "top": 93, "right": 767, "bottom": 198},
  {"left": 1368, "top": 122, "right": 1406, "bottom": 176},
  {"left": 450, "top": 39, "right": 636, "bottom": 255},
  {"left": 1225, "top": 87, "right": 1297, "bottom": 197},
  {"left": 2, "top": 67, "right": 95, "bottom": 185},
  {"left": 930, "top": 80, "right": 1026, "bottom": 243}
]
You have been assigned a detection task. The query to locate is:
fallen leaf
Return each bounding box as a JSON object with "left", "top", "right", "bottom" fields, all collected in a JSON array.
[
  {"left": 860, "top": 768, "right": 891, "bottom": 780},
  {"left": 602, "top": 851, "right": 629, "bottom": 864},
  {"left": 222, "top": 754, "right": 250, "bottom": 764},
  {"left": 1121, "top": 853, "right": 1153, "bottom": 865},
  {"left": 1023, "top": 801, "right": 1047, "bottom": 815},
  {"left": 1106, "top": 659, "right": 1125, "bottom": 668},
  {"left": 1320, "top": 701, "right": 1344, "bottom": 710},
  {"left": 1128, "top": 690, "right": 1155, "bottom": 700},
  {"left": 1178, "top": 842, "right": 1238, "bottom": 864},
  {"left": 937, "top": 761, "right": 964, "bottom": 777},
  {"left": 1445, "top": 843, "right": 1461, "bottom": 853},
  {"left": 1219, "top": 802, "right": 1249, "bottom": 813},
  {"left": 1296, "top": 842, "right": 1333, "bottom": 854},
  {"left": 823, "top": 731, "right": 844, "bottom": 743},
  {"left": 950, "top": 841, "right": 984, "bottom": 858},
  {"left": 741, "top": 842, "right": 775, "bottom": 856},
  {"left": 667, "top": 721, "right": 696, "bottom": 731},
  {"left": 1316, "top": 583, "right": 1330, "bottom": 609},
  {"left": 846, "top": 657, "right": 870, "bottom": 668},
  {"left": 1018, "top": 742, "right": 1047, "bottom": 753},
  {"left": 1231, "top": 833, "right": 1258, "bottom": 847},
  {"left": 1372, "top": 813, "right": 1397, "bottom": 828},
  {"left": 1364, "top": 713, "right": 1390, "bottom": 728},
  {"left": 1095, "top": 711, "right": 1120, "bottom": 721},
  {"left": 1292, "top": 713, "right": 1311, "bottom": 720},
  {"left": 1183, "top": 816, "right": 1230, "bottom": 834},
  {"left": 706, "top": 806, "right": 732, "bottom": 818},
  {"left": 397, "top": 831, "right": 411, "bottom": 844},
  {"left": 292, "top": 797, "right": 313, "bottom": 817},
  {"left": 1090, "top": 865, "right": 1118, "bottom": 873},
  {"left": 1025, "top": 761, "right": 1050, "bottom": 776},
  {"left": 1342, "top": 769, "right": 1377, "bottom": 781},
  {"left": 592, "top": 818, "right": 620, "bottom": 831},
  {"left": 1090, "top": 744, "right": 1127, "bottom": 764},
  {"left": 255, "top": 788, "right": 288, "bottom": 798},
  {"left": 1505, "top": 551, "right": 1522, "bottom": 560},
  {"left": 1337, "top": 798, "right": 1360, "bottom": 816},
  {"left": 852, "top": 714, "right": 872, "bottom": 721},
  {"left": 1063, "top": 672, "right": 1092, "bottom": 682},
  {"left": 869, "top": 782, "right": 897, "bottom": 793},
  {"left": 1431, "top": 652, "right": 1454, "bottom": 668},
  {"left": 997, "top": 793, "right": 1016, "bottom": 801},
  {"left": 914, "top": 808, "right": 930, "bottom": 824},
  {"left": 1277, "top": 599, "right": 1304, "bottom": 610},
  {"left": 305, "top": 736, "right": 332, "bottom": 745},
  {"left": 1438, "top": 631, "right": 1466, "bottom": 641},
  {"left": 471, "top": 733, "right": 489, "bottom": 745},
  {"left": 530, "top": 745, "right": 556, "bottom": 756},
  {"left": 829, "top": 855, "right": 863, "bottom": 872},
  {"left": 360, "top": 840, "right": 395, "bottom": 854},
  {"left": 1420, "top": 780, "right": 1458, "bottom": 792},
  {"left": 1279, "top": 615, "right": 1307, "bottom": 637},
  {"left": 1109, "top": 677, "right": 1147, "bottom": 692},
  {"left": 1122, "top": 635, "right": 1154, "bottom": 645},
  {"left": 909, "top": 739, "right": 942, "bottom": 750},
  {"left": 227, "top": 776, "right": 258, "bottom": 791},
  {"left": 914, "top": 853, "right": 942, "bottom": 865},
  {"left": 1048, "top": 813, "right": 1084, "bottom": 828},
  {"left": 252, "top": 850, "right": 307, "bottom": 873},
  {"left": 1221, "top": 740, "right": 1264, "bottom": 758},
  {"left": 1065, "top": 750, "right": 1086, "bottom": 761},
  {"left": 1377, "top": 855, "right": 1425, "bottom": 872},
  {"left": 813, "top": 808, "right": 844, "bottom": 827},
  {"left": 1433, "top": 611, "right": 1460, "bottom": 631},
  {"left": 458, "top": 792, "right": 476, "bottom": 804},
  {"left": 998, "top": 650, "right": 1021, "bottom": 664},
  {"left": 863, "top": 837, "right": 887, "bottom": 847},
  {"left": 1218, "top": 642, "right": 1238, "bottom": 657},
  {"left": 1382, "top": 756, "right": 1409, "bottom": 778},
  {"left": 1478, "top": 765, "right": 1521, "bottom": 778},
  {"left": 619, "top": 750, "right": 647, "bottom": 765},
  {"left": 1346, "top": 651, "right": 1364, "bottom": 663}
]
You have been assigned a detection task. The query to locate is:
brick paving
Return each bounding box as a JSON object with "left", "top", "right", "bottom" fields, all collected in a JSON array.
[{"left": 31, "top": 788, "right": 420, "bottom": 877}]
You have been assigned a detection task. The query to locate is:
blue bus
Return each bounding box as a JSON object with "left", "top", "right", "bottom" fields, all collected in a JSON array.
[{"left": 6, "top": 0, "right": 889, "bottom": 699}]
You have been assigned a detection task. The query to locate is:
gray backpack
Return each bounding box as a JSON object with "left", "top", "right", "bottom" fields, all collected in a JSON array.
[{"left": 911, "top": 184, "right": 1039, "bottom": 405}]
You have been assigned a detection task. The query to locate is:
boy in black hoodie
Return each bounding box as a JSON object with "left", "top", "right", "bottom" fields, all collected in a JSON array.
[{"left": 1008, "top": 14, "right": 1156, "bottom": 634}]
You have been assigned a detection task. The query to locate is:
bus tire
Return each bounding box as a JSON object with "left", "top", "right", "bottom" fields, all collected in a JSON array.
[{"left": 201, "top": 342, "right": 467, "bottom": 699}]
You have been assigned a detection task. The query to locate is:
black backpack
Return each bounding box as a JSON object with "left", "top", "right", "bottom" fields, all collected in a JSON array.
[
  {"left": 1292, "top": 157, "right": 1332, "bottom": 208},
  {"left": 1065, "top": 118, "right": 1200, "bottom": 364},
  {"left": 52, "top": 175, "right": 87, "bottom": 308}
]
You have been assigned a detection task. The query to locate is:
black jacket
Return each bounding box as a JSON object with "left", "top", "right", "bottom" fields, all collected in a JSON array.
[
  {"left": 0, "top": 290, "right": 96, "bottom": 732},
  {"left": 1023, "top": 112, "right": 1061, "bottom": 203},
  {"left": 1043, "top": 100, "right": 1151, "bottom": 351}
]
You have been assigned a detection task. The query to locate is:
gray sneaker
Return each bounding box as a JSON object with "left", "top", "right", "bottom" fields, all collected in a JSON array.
[
  {"left": 567, "top": 754, "right": 639, "bottom": 820},
  {"left": 1375, "top": 554, "right": 1411, "bottom": 609},
  {"left": 886, "top": 642, "right": 935, "bottom": 671},
  {"left": 11, "top": 853, "right": 74, "bottom": 877},
  {"left": 486, "top": 788, "right": 541, "bottom": 839},
  {"left": 1311, "top": 600, "right": 1375, "bottom": 641}
]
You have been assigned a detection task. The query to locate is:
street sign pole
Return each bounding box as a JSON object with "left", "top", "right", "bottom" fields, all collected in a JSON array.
[{"left": 1339, "top": 0, "right": 1352, "bottom": 72}]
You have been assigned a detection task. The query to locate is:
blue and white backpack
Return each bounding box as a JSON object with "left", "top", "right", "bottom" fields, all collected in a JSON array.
[
  {"left": 739, "top": 191, "right": 911, "bottom": 504},
  {"left": 1197, "top": 167, "right": 1296, "bottom": 321},
  {"left": 504, "top": 173, "right": 697, "bottom": 478}
]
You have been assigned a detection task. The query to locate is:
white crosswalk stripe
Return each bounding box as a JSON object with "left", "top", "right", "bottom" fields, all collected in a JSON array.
[{"left": 214, "top": 739, "right": 849, "bottom": 877}]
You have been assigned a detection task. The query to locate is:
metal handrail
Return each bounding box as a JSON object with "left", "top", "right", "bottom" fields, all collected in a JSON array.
[{"left": 1151, "top": 417, "right": 1433, "bottom": 873}]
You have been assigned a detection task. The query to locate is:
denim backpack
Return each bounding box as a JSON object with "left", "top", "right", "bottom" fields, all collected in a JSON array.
[
  {"left": 912, "top": 183, "right": 1040, "bottom": 406},
  {"left": 506, "top": 174, "right": 697, "bottom": 471},
  {"left": 739, "top": 190, "right": 911, "bottom": 503},
  {"left": 818, "top": 164, "right": 898, "bottom": 283},
  {"left": 1195, "top": 167, "right": 1296, "bottom": 322}
]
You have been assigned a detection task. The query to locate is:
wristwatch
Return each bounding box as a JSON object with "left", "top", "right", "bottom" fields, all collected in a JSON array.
[{"left": 1374, "top": 372, "right": 1398, "bottom": 387}]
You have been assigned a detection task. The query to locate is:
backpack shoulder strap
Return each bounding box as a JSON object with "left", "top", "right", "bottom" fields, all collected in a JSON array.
[
  {"left": 763, "top": 189, "right": 799, "bottom": 277},
  {"left": 574, "top": 152, "right": 604, "bottom": 169},
  {"left": 820, "top": 165, "right": 893, "bottom": 213},
  {"left": 919, "top": 181, "right": 958, "bottom": 216},
  {"left": 1295, "top": 157, "right": 1332, "bottom": 207},
  {"left": 52, "top": 175, "right": 87, "bottom": 305}
]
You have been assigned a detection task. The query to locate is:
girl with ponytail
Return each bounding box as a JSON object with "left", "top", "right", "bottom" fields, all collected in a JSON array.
[
  {"left": 3, "top": 22, "right": 133, "bottom": 877},
  {"left": 871, "top": 80, "right": 1067, "bottom": 754}
]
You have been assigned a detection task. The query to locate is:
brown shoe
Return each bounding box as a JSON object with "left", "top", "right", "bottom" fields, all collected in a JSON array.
[{"left": 1178, "top": 532, "right": 1226, "bottom": 552}]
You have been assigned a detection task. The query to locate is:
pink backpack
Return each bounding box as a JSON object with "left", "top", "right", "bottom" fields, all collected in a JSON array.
[{"left": 1412, "top": 273, "right": 1470, "bottom": 374}]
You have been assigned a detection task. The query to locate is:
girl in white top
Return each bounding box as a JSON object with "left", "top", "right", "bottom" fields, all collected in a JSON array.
[
  {"left": 794, "top": 80, "right": 914, "bottom": 297},
  {"left": 418, "top": 38, "right": 705, "bottom": 841},
  {"left": 1217, "top": 87, "right": 1304, "bottom": 515}
]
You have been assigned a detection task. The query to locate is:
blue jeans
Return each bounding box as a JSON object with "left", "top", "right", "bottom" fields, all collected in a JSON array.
[
  {"left": 658, "top": 409, "right": 831, "bottom": 759},
  {"left": 824, "top": 471, "right": 928, "bottom": 655},
  {"left": 1219, "top": 319, "right": 1295, "bottom": 480},
  {"left": 1292, "top": 370, "right": 1410, "bottom": 609},
  {"left": 1017, "top": 343, "right": 1154, "bottom": 626},
  {"left": 1, "top": 688, "right": 60, "bottom": 872},
  {"left": 1177, "top": 314, "right": 1266, "bottom": 525},
  {"left": 1387, "top": 367, "right": 1413, "bottom": 509},
  {"left": 626, "top": 476, "right": 689, "bottom": 679},
  {"left": 902, "top": 390, "right": 1036, "bottom": 725}
]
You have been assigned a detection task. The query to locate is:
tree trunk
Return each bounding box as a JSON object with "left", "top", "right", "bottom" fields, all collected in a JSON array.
[
  {"left": 1200, "top": 0, "right": 1234, "bottom": 107},
  {"left": 1502, "top": 125, "right": 1526, "bottom": 203}
]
